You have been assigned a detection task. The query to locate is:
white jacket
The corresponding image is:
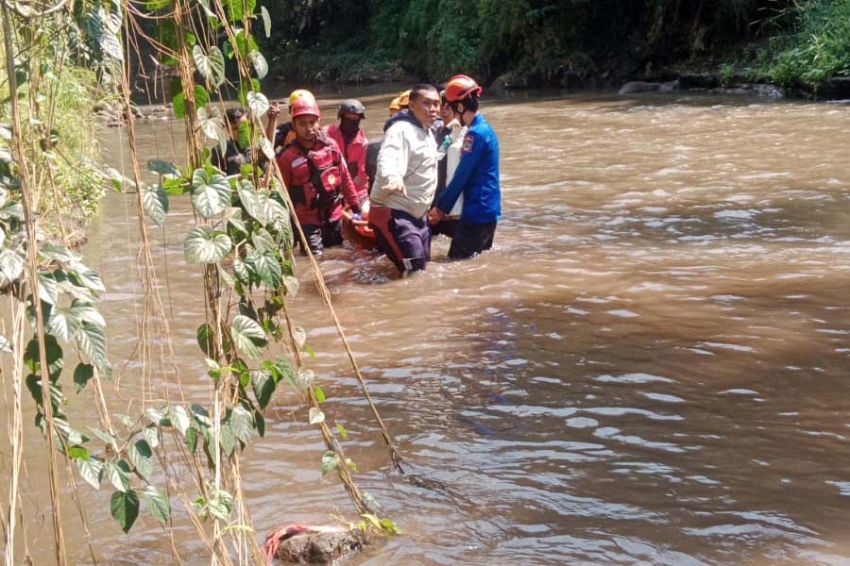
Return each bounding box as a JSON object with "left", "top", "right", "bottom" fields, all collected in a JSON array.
[
  {"left": 372, "top": 119, "right": 439, "bottom": 218},
  {"left": 444, "top": 121, "right": 467, "bottom": 217}
]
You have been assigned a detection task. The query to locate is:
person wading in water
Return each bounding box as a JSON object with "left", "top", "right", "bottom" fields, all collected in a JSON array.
[
  {"left": 428, "top": 74, "right": 501, "bottom": 260},
  {"left": 369, "top": 84, "right": 441, "bottom": 275},
  {"left": 276, "top": 93, "right": 364, "bottom": 257}
]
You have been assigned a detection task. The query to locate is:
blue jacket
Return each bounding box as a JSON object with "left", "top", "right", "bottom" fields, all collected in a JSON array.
[{"left": 436, "top": 113, "right": 500, "bottom": 224}]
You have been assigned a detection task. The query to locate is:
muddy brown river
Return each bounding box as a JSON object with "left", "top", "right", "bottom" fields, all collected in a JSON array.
[{"left": 7, "top": 91, "right": 850, "bottom": 564}]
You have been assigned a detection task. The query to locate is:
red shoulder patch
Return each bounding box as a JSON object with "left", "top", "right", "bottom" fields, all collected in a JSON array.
[{"left": 462, "top": 134, "right": 474, "bottom": 154}]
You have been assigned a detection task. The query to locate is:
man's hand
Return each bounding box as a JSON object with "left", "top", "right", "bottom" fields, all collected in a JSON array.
[
  {"left": 381, "top": 181, "right": 406, "bottom": 196},
  {"left": 267, "top": 102, "right": 281, "bottom": 121},
  {"left": 427, "top": 207, "right": 446, "bottom": 225}
]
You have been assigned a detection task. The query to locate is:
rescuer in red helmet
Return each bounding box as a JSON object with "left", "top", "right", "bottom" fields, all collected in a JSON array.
[
  {"left": 275, "top": 91, "right": 364, "bottom": 257},
  {"left": 428, "top": 74, "right": 501, "bottom": 260}
]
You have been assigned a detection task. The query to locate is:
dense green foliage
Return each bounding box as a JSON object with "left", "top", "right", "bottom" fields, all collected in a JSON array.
[
  {"left": 764, "top": 0, "right": 850, "bottom": 86},
  {"left": 259, "top": 0, "right": 849, "bottom": 88},
  {"left": 261, "top": 0, "right": 789, "bottom": 83}
]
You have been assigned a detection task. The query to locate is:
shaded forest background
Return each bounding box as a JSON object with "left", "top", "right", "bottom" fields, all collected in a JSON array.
[{"left": 253, "top": 0, "right": 850, "bottom": 90}]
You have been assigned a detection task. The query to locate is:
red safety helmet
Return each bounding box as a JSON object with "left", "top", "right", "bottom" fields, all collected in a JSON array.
[
  {"left": 444, "top": 74, "right": 482, "bottom": 102},
  {"left": 290, "top": 96, "right": 321, "bottom": 120}
]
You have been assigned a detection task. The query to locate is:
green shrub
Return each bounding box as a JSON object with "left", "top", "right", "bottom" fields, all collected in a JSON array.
[{"left": 765, "top": 0, "right": 850, "bottom": 86}]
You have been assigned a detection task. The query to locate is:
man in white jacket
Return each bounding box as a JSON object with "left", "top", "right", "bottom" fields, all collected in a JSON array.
[{"left": 369, "top": 84, "right": 441, "bottom": 274}]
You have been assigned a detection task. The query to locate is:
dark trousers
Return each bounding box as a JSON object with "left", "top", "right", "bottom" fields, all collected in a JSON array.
[
  {"left": 430, "top": 218, "right": 460, "bottom": 239},
  {"left": 369, "top": 206, "right": 431, "bottom": 274},
  {"left": 448, "top": 221, "right": 497, "bottom": 260},
  {"left": 302, "top": 220, "right": 343, "bottom": 256}
]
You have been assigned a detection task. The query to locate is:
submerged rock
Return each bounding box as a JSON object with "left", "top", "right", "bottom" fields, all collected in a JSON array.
[
  {"left": 618, "top": 80, "right": 679, "bottom": 95},
  {"left": 263, "top": 524, "right": 367, "bottom": 564},
  {"left": 277, "top": 529, "right": 366, "bottom": 564},
  {"left": 706, "top": 83, "right": 785, "bottom": 99}
]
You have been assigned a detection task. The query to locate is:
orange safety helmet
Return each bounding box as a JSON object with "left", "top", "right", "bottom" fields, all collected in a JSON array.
[
  {"left": 290, "top": 95, "right": 321, "bottom": 119},
  {"left": 288, "top": 89, "right": 317, "bottom": 114},
  {"left": 444, "top": 75, "right": 482, "bottom": 102},
  {"left": 388, "top": 89, "right": 411, "bottom": 114}
]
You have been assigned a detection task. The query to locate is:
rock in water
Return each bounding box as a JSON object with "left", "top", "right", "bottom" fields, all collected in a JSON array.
[{"left": 272, "top": 526, "right": 366, "bottom": 564}]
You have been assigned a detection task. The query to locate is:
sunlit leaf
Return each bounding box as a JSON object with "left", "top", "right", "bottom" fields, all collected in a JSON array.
[
  {"left": 184, "top": 227, "right": 232, "bottom": 264},
  {"left": 98, "top": 8, "right": 124, "bottom": 62},
  {"left": 198, "top": 0, "right": 216, "bottom": 18},
  {"left": 110, "top": 489, "right": 139, "bottom": 533},
  {"left": 89, "top": 427, "right": 119, "bottom": 451},
  {"left": 220, "top": 422, "right": 236, "bottom": 457},
  {"left": 186, "top": 427, "right": 198, "bottom": 453},
  {"left": 105, "top": 459, "right": 130, "bottom": 492},
  {"left": 230, "top": 405, "right": 253, "bottom": 444},
  {"left": 198, "top": 105, "right": 227, "bottom": 144},
  {"left": 249, "top": 50, "right": 268, "bottom": 80},
  {"left": 144, "top": 425, "right": 159, "bottom": 449},
  {"left": 258, "top": 135, "right": 274, "bottom": 160},
  {"left": 192, "top": 45, "right": 225, "bottom": 86},
  {"left": 361, "top": 513, "right": 381, "bottom": 531},
  {"left": 67, "top": 446, "right": 89, "bottom": 460},
  {"left": 128, "top": 439, "right": 153, "bottom": 480},
  {"left": 77, "top": 457, "right": 103, "bottom": 490},
  {"left": 39, "top": 243, "right": 79, "bottom": 264},
  {"left": 283, "top": 276, "right": 299, "bottom": 297},
  {"left": 292, "top": 326, "right": 307, "bottom": 350},
  {"left": 260, "top": 6, "right": 271, "bottom": 37},
  {"left": 144, "top": 486, "right": 171, "bottom": 524},
  {"left": 141, "top": 185, "right": 169, "bottom": 226},
  {"left": 246, "top": 249, "right": 281, "bottom": 288},
  {"left": 70, "top": 300, "right": 107, "bottom": 328},
  {"left": 68, "top": 264, "right": 106, "bottom": 293},
  {"left": 296, "top": 367, "right": 314, "bottom": 390},
  {"left": 251, "top": 370, "right": 275, "bottom": 409},
  {"left": 38, "top": 272, "right": 60, "bottom": 305},
  {"left": 47, "top": 306, "right": 81, "bottom": 342},
  {"left": 237, "top": 181, "right": 269, "bottom": 225},
  {"left": 169, "top": 405, "right": 191, "bottom": 435},
  {"left": 0, "top": 249, "right": 24, "bottom": 285},
  {"left": 321, "top": 451, "right": 340, "bottom": 476},
  {"left": 77, "top": 321, "right": 109, "bottom": 374},
  {"left": 191, "top": 168, "right": 231, "bottom": 218},
  {"left": 246, "top": 91, "right": 269, "bottom": 117},
  {"left": 230, "top": 315, "right": 266, "bottom": 359},
  {"left": 233, "top": 258, "right": 251, "bottom": 285},
  {"left": 309, "top": 407, "right": 325, "bottom": 425}
]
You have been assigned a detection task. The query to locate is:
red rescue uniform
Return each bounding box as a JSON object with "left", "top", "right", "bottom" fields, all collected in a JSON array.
[
  {"left": 325, "top": 124, "right": 370, "bottom": 201},
  {"left": 276, "top": 135, "right": 362, "bottom": 228}
]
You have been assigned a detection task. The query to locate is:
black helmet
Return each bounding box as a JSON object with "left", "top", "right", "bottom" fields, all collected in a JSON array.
[{"left": 338, "top": 99, "right": 366, "bottom": 119}]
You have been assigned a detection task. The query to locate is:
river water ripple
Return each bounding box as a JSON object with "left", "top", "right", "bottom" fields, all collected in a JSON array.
[{"left": 12, "top": 92, "right": 850, "bottom": 564}]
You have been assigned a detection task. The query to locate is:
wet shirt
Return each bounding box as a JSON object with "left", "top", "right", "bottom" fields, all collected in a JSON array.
[
  {"left": 372, "top": 114, "right": 439, "bottom": 219},
  {"left": 211, "top": 140, "right": 251, "bottom": 176},
  {"left": 276, "top": 136, "right": 360, "bottom": 226},
  {"left": 436, "top": 113, "right": 500, "bottom": 224},
  {"left": 325, "top": 124, "right": 370, "bottom": 200}
]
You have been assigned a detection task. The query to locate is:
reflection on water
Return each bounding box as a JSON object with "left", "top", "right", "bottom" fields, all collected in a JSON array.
[{"left": 11, "top": 92, "right": 850, "bottom": 564}]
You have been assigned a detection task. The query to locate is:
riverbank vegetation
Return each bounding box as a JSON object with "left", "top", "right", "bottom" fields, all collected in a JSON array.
[
  {"left": 1, "top": 14, "right": 108, "bottom": 239},
  {"left": 1, "top": 1, "right": 399, "bottom": 564},
  {"left": 262, "top": 0, "right": 850, "bottom": 93}
]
